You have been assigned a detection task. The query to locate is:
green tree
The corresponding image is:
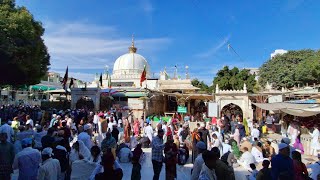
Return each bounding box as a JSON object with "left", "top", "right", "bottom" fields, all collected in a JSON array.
[
  {"left": 259, "top": 49, "right": 319, "bottom": 89},
  {"left": 295, "top": 54, "right": 320, "bottom": 85},
  {"left": 213, "top": 66, "right": 256, "bottom": 93},
  {"left": 191, "top": 78, "right": 211, "bottom": 93},
  {"left": 0, "top": 0, "right": 50, "bottom": 86}
]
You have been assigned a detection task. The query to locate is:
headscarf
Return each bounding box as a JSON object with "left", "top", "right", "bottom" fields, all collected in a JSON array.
[{"left": 69, "top": 140, "right": 91, "bottom": 164}]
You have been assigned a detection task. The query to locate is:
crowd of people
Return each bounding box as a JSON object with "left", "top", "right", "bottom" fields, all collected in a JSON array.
[{"left": 0, "top": 104, "right": 320, "bottom": 180}]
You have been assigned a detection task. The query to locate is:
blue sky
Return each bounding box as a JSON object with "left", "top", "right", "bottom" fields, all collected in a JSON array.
[{"left": 16, "top": 0, "right": 320, "bottom": 84}]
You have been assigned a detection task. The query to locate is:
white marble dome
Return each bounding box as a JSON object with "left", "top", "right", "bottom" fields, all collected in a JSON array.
[{"left": 112, "top": 43, "right": 150, "bottom": 79}]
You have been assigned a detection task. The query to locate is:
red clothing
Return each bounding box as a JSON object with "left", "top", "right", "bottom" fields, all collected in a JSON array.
[
  {"left": 211, "top": 117, "right": 217, "bottom": 125},
  {"left": 167, "top": 127, "right": 172, "bottom": 136},
  {"left": 293, "top": 159, "right": 308, "bottom": 180},
  {"left": 133, "top": 120, "right": 140, "bottom": 136}
]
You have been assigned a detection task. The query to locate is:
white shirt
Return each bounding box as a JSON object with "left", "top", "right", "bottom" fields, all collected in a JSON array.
[
  {"left": 0, "top": 123, "right": 14, "bottom": 142},
  {"left": 191, "top": 154, "right": 204, "bottom": 180},
  {"left": 38, "top": 158, "right": 61, "bottom": 180},
  {"left": 162, "top": 124, "right": 167, "bottom": 134},
  {"left": 307, "top": 161, "right": 320, "bottom": 180},
  {"left": 107, "top": 122, "right": 113, "bottom": 132},
  {"left": 247, "top": 119, "right": 253, "bottom": 129},
  {"left": 213, "top": 131, "right": 223, "bottom": 144},
  {"left": 67, "top": 118, "right": 73, "bottom": 128},
  {"left": 212, "top": 139, "right": 221, "bottom": 148},
  {"left": 251, "top": 146, "right": 263, "bottom": 163},
  {"left": 93, "top": 115, "right": 99, "bottom": 124},
  {"left": 26, "top": 119, "right": 34, "bottom": 127},
  {"left": 222, "top": 143, "right": 232, "bottom": 155},
  {"left": 78, "top": 132, "right": 92, "bottom": 150},
  {"left": 71, "top": 159, "right": 97, "bottom": 180},
  {"left": 144, "top": 125, "right": 154, "bottom": 142},
  {"left": 251, "top": 128, "right": 260, "bottom": 141},
  {"left": 239, "top": 151, "right": 255, "bottom": 169}
]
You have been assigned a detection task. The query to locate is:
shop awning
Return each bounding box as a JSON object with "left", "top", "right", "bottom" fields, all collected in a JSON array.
[
  {"left": 280, "top": 108, "right": 320, "bottom": 117},
  {"left": 253, "top": 102, "right": 320, "bottom": 117},
  {"left": 253, "top": 103, "right": 312, "bottom": 111}
]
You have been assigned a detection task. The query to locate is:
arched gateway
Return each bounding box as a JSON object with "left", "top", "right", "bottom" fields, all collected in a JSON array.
[
  {"left": 214, "top": 84, "right": 253, "bottom": 119},
  {"left": 71, "top": 88, "right": 100, "bottom": 110}
]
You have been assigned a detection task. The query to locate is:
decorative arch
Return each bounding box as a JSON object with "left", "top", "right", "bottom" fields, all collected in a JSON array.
[
  {"left": 221, "top": 103, "right": 243, "bottom": 118},
  {"left": 71, "top": 88, "right": 100, "bottom": 110},
  {"left": 76, "top": 96, "right": 95, "bottom": 110}
]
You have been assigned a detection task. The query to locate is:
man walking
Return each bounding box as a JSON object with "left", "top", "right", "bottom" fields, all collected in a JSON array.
[
  {"left": 0, "top": 120, "right": 14, "bottom": 143},
  {"left": 152, "top": 129, "right": 165, "bottom": 180},
  {"left": 191, "top": 141, "right": 207, "bottom": 180},
  {"left": 0, "top": 133, "right": 15, "bottom": 180},
  {"left": 13, "top": 138, "right": 41, "bottom": 180},
  {"left": 271, "top": 143, "right": 294, "bottom": 180},
  {"left": 198, "top": 123, "right": 211, "bottom": 149},
  {"left": 38, "top": 147, "right": 61, "bottom": 180}
]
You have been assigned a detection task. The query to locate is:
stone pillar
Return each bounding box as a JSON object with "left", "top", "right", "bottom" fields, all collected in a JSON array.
[{"left": 187, "top": 100, "right": 191, "bottom": 114}]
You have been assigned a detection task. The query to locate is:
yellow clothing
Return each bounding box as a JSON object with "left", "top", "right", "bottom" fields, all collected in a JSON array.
[
  {"left": 11, "top": 121, "right": 20, "bottom": 130},
  {"left": 262, "top": 125, "right": 267, "bottom": 134}
]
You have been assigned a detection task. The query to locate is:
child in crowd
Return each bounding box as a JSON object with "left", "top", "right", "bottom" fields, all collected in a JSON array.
[{"left": 248, "top": 163, "right": 258, "bottom": 180}]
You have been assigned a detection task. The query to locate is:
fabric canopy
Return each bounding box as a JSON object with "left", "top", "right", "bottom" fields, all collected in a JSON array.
[
  {"left": 253, "top": 103, "right": 320, "bottom": 117},
  {"left": 280, "top": 108, "right": 320, "bottom": 117},
  {"left": 253, "top": 103, "right": 312, "bottom": 111}
]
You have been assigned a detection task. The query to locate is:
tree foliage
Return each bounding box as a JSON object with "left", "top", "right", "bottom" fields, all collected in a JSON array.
[
  {"left": 191, "top": 79, "right": 212, "bottom": 93},
  {"left": 0, "top": 0, "right": 50, "bottom": 86},
  {"left": 259, "top": 49, "right": 320, "bottom": 89},
  {"left": 213, "top": 66, "right": 256, "bottom": 93}
]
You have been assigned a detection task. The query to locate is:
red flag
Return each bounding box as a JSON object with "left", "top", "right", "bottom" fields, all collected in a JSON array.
[
  {"left": 140, "top": 66, "right": 146, "bottom": 87},
  {"left": 62, "top": 66, "right": 68, "bottom": 90}
]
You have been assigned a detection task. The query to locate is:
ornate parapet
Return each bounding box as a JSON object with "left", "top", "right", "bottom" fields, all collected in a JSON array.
[{"left": 215, "top": 83, "right": 248, "bottom": 94}]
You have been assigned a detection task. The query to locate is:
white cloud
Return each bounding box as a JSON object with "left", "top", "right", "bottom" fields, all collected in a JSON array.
[
  {"left": 43, "top": 21, "right": 171, "bottom": 70},
  {"left": 271, "top": 49, "right": 288, "bottom": 58},
  {"left": 195, "top": 35, "right": 231, "bottom": 58}
]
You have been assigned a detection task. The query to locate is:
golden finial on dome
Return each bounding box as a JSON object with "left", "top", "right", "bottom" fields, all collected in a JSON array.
[{"left": 129, "top": 34, "right": 137, "bottom": 53}]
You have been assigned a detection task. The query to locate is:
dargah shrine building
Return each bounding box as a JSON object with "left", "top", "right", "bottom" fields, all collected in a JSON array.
[{"left": 70, "top": 37, "right": 213, "bottom": 119}]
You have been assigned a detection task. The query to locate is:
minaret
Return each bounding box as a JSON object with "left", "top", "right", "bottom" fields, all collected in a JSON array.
[{"left": 128, "top": 34, "right": 137, "bottom": 53}]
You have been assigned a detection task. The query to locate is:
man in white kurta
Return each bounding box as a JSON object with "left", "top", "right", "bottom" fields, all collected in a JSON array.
[
  {"left": 143, "top": 123, "right": 154, "bottom": 142},
  {"left": 38, "top": 147, "right": 61, "bottom": 180},
  {"left": 251, "top": 126, "right": 260, "bottom": 142},
  {"left": 238, "top": 147, "right": 255, "bottom": 170},
  {"left": 310, "top": 126, "right": 320, "bottom": 156}
]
